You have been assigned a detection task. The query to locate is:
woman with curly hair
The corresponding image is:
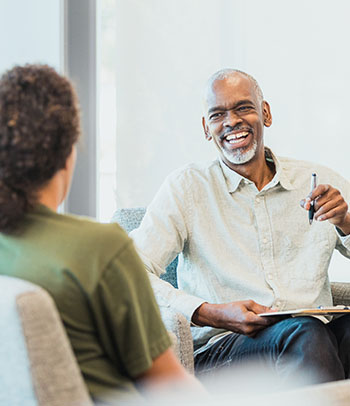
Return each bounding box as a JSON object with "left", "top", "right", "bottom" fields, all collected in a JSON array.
[{"left": 0, "top": 64, "right": 196, "bottom": 404}]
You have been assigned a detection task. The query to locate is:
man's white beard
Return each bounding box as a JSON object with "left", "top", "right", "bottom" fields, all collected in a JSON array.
[{"left": 223, "top": 139, "right": 257, "bottom": 165}]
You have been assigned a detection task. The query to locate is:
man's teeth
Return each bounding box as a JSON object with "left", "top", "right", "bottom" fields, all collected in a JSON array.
[{"left": 226, "top": 132, "right": 249, "bottom": 143}]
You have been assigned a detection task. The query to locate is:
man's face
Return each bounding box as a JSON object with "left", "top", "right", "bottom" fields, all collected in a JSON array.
[{"left": 202, "top": 74, "right": 272, "bottom": 169}]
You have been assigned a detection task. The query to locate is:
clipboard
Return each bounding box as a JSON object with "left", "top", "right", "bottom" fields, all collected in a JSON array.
[{"left": 259, "top": 305, "right": 350, "bottom": 317}]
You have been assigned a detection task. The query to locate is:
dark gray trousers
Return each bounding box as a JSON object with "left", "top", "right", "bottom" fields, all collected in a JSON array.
[{"left": 194, "top": 315, "right": 350, "bottom": 386}]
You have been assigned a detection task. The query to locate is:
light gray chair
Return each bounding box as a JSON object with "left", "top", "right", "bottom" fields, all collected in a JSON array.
[
  {"left": 111, "top": 208, "right": 194, "bottom": 373},
  {"left": 112, "top": 207, "right": 350, "bottom": 376},
  {"left": 0, "top": 275, "right": 92, "bottom": 406}
]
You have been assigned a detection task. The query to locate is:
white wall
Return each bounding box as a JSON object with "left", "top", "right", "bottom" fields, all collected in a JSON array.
[
  {"left": 113, "top": 0, "right": 350, "bottom": 281},
  {"left": 0, "top": 0, "right": 61, "bottom": 73},
  {"left": 1, "top": 0, "right": 349, "bottom": 281}
]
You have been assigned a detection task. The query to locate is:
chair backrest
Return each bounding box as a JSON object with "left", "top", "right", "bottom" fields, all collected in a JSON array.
[
  {"left": 0, "top": 275, "right": 92, "bottom": 406},
  {"left": 111, "top": 208, "right": 178, "bottom": 288}
]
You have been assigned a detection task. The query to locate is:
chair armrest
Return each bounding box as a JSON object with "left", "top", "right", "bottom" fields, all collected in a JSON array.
[
  {"left": 159, "top": 307, "right": 194, "bottom": 374},
  {"left": 331, "top": 282, "right": 350, "bottom": 306}
]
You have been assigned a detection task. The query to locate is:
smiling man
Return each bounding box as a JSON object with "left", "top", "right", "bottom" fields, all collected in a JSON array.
[
  {"left": 130, "top": 69, "right": 350, "bottom": 385},
  {"left": 202, "top": 70, "right": 273, "bottom": 189}
]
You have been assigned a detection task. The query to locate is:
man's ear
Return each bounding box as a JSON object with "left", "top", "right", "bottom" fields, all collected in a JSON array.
[
  {"left": 202, "top": 116, "right": 212, "bottom": 141},
  {"left": 262, "top": 101, "right": 272, "bottom": 127}
]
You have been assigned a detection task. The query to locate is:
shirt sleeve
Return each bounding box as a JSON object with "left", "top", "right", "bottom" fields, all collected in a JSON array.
[
  {"left": 333, "top": 173, "right": 350, "bottom": 258},
  {"left": 129, "top": 171, "right": 206, "bottom": 321},
  {"left": 96, "top": 241, "right": 172, "bottom": 378},
  {"left": 335, "top": 231, "right": 350, "bottom": 257}
]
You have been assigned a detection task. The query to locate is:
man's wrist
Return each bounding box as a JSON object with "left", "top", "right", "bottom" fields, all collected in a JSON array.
[
  {"left": 191, "top": 302, "right": 213, "bottom": 327},
  {"left": 336, "top": 213, "right": 350, "bottom": 236}
]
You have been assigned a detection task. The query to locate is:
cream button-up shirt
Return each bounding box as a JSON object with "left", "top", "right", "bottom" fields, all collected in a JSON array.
[{"left": 130, "top": 149, "right": 350, "bottom": 353}]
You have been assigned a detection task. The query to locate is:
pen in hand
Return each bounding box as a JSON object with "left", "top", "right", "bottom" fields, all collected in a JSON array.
[{"left": 309, "top": 173, "right": 317, "bottom": 225}]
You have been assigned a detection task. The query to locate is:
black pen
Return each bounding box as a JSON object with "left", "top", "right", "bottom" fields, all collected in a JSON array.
[{"left": 309, "top": 173, "right": 317, "bottom": 225}]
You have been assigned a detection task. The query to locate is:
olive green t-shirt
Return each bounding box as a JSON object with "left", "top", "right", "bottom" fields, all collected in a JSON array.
[{"left": 0, "top": 205, "right": 171, "bottom": 404}]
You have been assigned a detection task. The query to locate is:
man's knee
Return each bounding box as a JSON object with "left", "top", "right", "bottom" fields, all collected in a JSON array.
[
  {"left": 275, "top": 316, "right": 336, "bottom": 351},
  {"left": 274, "top": 317, "right": 344, "bottom": 382},
  {"left": 278, "top": 316, "right": 327, "bottom": 334}
]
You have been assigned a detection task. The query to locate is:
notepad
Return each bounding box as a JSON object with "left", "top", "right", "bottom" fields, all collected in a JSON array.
[{"left": 259, "top": 305, "right": 350, "bottom": 317}]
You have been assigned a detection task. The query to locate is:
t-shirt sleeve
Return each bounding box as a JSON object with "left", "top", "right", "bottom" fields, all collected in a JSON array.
[{"left": 95, "top": 240, "right": 172, "bottom": 378}]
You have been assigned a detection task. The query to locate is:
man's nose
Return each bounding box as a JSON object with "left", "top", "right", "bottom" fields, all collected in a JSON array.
[{"left": 223, "top": 110, "right": 243, "bottom": 127}]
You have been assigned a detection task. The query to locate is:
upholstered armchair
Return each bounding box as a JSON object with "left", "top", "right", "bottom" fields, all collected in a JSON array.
[
  {"left": 112, "top": 207, "right": 350, "bottom": 375},
  {"left": 0, "top": 275, "right": 92, "bottom": 406}
]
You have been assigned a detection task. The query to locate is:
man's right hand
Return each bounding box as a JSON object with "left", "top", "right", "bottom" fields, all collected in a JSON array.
[{"left": 191, "top": 300, "right": 278, "bottom": 337}]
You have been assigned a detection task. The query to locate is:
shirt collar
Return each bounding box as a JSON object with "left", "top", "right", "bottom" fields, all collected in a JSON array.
[{"left": 219, "top": 147, "right": 296, "bottom": 193}]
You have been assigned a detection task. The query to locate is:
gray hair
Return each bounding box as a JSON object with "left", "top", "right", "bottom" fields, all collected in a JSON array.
[{"left": 204, "top": 68, "right": 264, "bottom": 104}]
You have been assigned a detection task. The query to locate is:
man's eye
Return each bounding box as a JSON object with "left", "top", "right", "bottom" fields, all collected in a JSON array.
[
  {"left": 238, "top": 106, "right": 252, "bottom": 112},
  {"left": 209, "top": 112, "right": 222, "bottom": 120}
]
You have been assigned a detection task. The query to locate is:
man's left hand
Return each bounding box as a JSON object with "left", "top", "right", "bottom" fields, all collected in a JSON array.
[{"left": 300, "top": 184, "right": 350, "bottom": 235}]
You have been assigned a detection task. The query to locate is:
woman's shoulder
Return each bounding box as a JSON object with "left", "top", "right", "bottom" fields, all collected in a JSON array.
[{"left": 30, "top": 206, "right": 132, "bottom": 261}]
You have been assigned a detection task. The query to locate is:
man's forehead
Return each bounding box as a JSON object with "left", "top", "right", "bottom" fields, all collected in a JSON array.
[
  {"left": 205, "top": 74, "right": 255, "bottom": 107},
  {"left": 215, "top": 72, "right": 249, "bottom": 85}
]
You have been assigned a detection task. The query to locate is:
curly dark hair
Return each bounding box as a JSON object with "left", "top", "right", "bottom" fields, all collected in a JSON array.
[{"left": 0, "top": 64, "right": 81, "bottom": 233}]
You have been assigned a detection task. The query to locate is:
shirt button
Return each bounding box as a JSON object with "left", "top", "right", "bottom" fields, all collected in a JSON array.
[
  {"left": 267, "top": 273, "right": 273, "bottom": 280},
  {"left": 256, "top": 198, "right": 260, "bottom": 203},
  {"left": 262, "top": 238, "right": 268, "bottom": 244}
]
